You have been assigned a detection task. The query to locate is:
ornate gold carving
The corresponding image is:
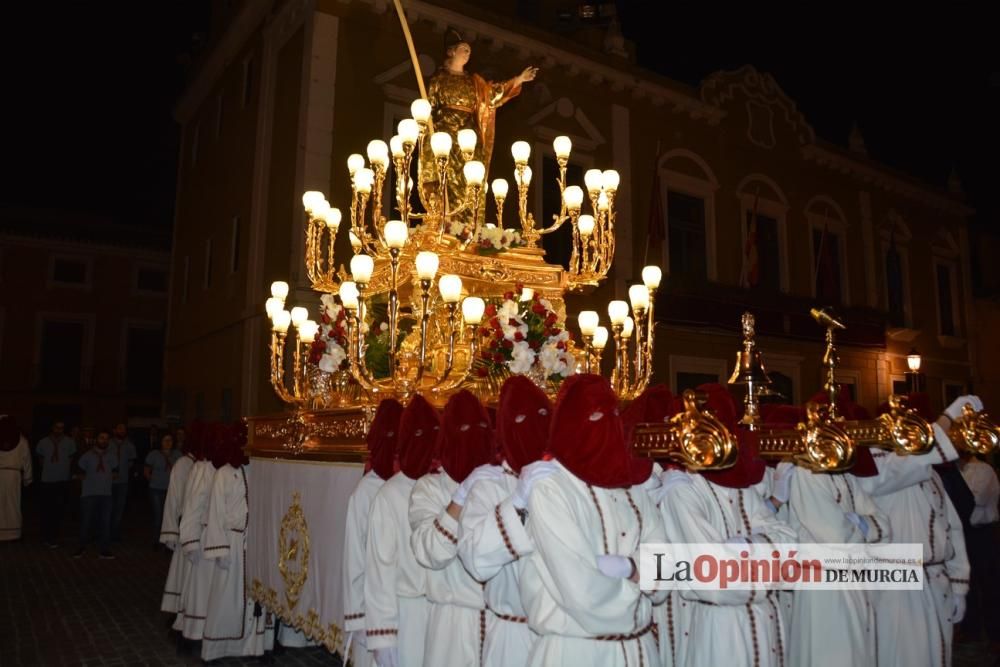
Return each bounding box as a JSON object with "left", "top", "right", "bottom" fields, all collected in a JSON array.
[
  {"left": 633, "top": 390, "right": 738, "bottom": 470},
  {"left": 950, "top": 403, "right": 1000, "bottom": 455},
  {"left": 278, "top": 492, "right": 310, "bottom": 610},
  {"left": 251, "top": 579, "right": 345, "bottom": 654}
]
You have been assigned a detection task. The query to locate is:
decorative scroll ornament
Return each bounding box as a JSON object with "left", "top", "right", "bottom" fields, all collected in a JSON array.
[
  {"left": 950, "top": 402, "right": 1000, "bottom": 455},
  {"left": 632, "top": 389, "right": 738, "bottom": 471},
  {"left": 278, "top": 492, "right": 310, "bottom": 610}
]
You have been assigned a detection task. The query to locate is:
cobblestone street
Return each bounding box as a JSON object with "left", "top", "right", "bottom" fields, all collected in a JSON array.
[
  {"left": 1, "top": 487, "right": 996, "bottom": 666},
  {"left": 0, "top": 489, "right": 341, "bottom": 666}
]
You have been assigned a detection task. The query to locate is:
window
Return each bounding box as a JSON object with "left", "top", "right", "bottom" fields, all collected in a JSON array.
[
  {"left": 230, "top": 216, "right": 241, "bottom": 273},
  {"left": 136, "top": 267, "right": 168, "bottom": 293},
  {"left": 812, "top": 227, "right": 843, "bottom": 303},
  {"left": 204, "top": 239, "right": 213, "bottom": 289},
  {"left": 746, "top": 211, "right": 781, "bottom": 292},
  {"left": 50, "top": 257, "right": 89, "bottom": 286},
  {"left": 935, "top": 262, "right": 958, "bottom": 336},
  {"left": 242, "top": 58, "right": 254, "bottom": 108},
  {"left": 676, "top": 372, "right": 722, "bottom": 394},
  {"left": 541, "top": 157, "right": 584, "bottom": 270},
  {"left": 667, "top": 190, "right": 706, "bottom": 283},
  {"left": 191, "top": 124, "right": 200, "bottom": 167},
  {"left": 124, "top": 325, "right": 164, "bottom": 396},
  {"left": 943, "top": 381, "right": 965, "bottom": 407},
  {"left": 39, "top": 320, "right": 84, "bottom": 390},
  {"left": 221, "top": 387, "right": 233, "bottom": 422},
  {"left": 886, "top": 242, "right": 906, "bottom": 327},
  {"left": 215, "top": 95, "right": 224, "bottom": 138},
  {"left": 182, "top": 256, "right": 190, "bottom": 303}
]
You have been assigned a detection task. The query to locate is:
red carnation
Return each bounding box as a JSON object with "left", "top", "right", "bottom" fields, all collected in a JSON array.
[
  {"left": 493, "top": 353, "right": 506, "bottom": 363},
  {"left": 504, "top": 291, "right": 515, "bottom": 301},
  {"left": 501, "top": 339, "right": 514, "bottom": 350},
  {"left": 515, "top": 281, "right": 524, "bottom": 293},
  {"left": 549, "top": 327, "right": 561, "bottom": 336},
  {"left": 545, "top": 314, "right": 558, "bottom": 326},
  {"left": 513, "top": 331, "right": 524, "bottom": 342},
  {"left": 531, "top": 303, "right": 546, "bottom": 315},
  {"left": 321, "top": 313, "right": 331, "bottom": 324},
  {"left": 485, "top": 304, "right": 497, "bottom": 317}
]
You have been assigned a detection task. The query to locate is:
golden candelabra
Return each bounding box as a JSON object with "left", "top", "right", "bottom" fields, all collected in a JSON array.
[{"left": 265, "top": 96, "right": 658, "bottom": 407}]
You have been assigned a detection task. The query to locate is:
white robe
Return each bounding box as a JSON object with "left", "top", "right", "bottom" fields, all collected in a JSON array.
[
  {"left": 520, "top": 462, "right": 667, "bottom": 667},
  {"left": 858, "top": 451, "right": 970, "bottom": 667},
  {"left": 364, "top": 472, "right": 429, "bottom": 667},
  {"left": 177, "top": 460, "right": 217, "bottom": 639},
  {"left": 409, "top": 471, "right": 488, "bottom": 667},
  {"left": 786, "top": 470, "right": 890, "bottom": 667},
  {"left": 160, "top": 454, "right": 195, "bottom": 613},
  {"left": 342, "top": 470, "right": 384, "bottom": 667},
  {"left": 200, "top": 463, "right": 274, "bottom": 661},
  {"left": 458, "top": 467, "right": 537, "bottom": 667},
  {"left": 0, "top": 437, "right": 32, "bottom": 541},
  {"left": 658, "top": 473, "right": 797, "bottom": 667}
]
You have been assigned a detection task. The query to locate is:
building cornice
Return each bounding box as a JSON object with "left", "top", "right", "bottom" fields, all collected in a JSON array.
[
  {"left": 801, "top": 144, "right": 974, "bottom": 217},
  {"left": 174, "top": 0, "right": 283, "bottom": 123}
]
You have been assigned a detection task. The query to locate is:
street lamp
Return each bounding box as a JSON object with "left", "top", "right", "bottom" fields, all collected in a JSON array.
[{"left": 906, "top": 348, "right": 922, "bottom": 392}]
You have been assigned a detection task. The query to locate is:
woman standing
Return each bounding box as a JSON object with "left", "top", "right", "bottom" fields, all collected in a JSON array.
[{"left": 144, "top": 433, "right": 181, "bottom": 550}]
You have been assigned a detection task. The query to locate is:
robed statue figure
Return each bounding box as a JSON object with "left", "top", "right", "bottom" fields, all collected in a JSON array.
[{"left": 418, "top": 28, "right": 537, "bottom": 230}]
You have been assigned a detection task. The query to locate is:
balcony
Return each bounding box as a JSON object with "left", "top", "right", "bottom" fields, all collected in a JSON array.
[{"left": 653, "top": 282, "right": 888, "bottom": 349}]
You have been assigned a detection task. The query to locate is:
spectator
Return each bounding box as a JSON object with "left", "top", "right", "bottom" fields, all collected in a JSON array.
[
  {"left": 35, "top": 420, "right": 76, "bottom": 548},
  {"left": 73, "top": 428, "right": 117, "bottom": 559},
  {"left": 0, "top": 415, "right": 32, "bottom": 541},
  {"left": 109, "top": 422, "right": 136, "bottom": 542},
  {"left": 959, "top": 451, "right": 1000, "bottom": 646},
  {"left": 144, "top": 432, "right": 180, "bottom": 550},
  {"left": 174, "top": 427, "right": 186, "bottom": 454}
]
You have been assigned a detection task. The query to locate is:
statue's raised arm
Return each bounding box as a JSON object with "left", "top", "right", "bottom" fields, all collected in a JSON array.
[{"left": 418, "top": 28, "right": 536, "bottom": 229}]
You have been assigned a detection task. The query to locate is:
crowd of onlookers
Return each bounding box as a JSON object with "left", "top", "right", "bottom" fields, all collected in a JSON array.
[{"left": 0, "top": 416, "right": 188, "bottom": 558}]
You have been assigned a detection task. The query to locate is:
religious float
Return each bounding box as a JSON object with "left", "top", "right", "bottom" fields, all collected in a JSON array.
[{"left": 243, "top": 6, "right": 1000, "bottom": 656}]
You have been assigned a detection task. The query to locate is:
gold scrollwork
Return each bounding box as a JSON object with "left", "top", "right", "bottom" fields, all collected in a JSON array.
[
  {"left": 278, "top": 492, "right": 310, "bottom": 610},
  {"left": 250, "top": 579, "right": 344, "bottom": 654}
]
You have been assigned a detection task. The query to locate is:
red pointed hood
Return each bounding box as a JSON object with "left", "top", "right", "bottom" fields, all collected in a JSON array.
[
  {"left": 549, "top": 374, "right": 652, "bottom": 488},
  {"left": 367, "top": 399, "right": 404, "bottom": 480},
  {"left": 398, "top": 394, "right": 441, "bottom": 480},
  {"left": 696, "top": 383, "right": 766, "bottom": 489},
  {"left": 440, "top": 390, "right": 494, "bottom": 482},
  {"left": 497, "top": 375, "right": 551, "bottom": 473},
  {"left": 621, "top": 384, "right": 676, "bottom": 446}
]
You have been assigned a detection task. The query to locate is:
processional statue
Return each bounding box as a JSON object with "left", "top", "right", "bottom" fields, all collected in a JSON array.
[{"left": 418, "top": 28, "right": 538, "bottom": 228}]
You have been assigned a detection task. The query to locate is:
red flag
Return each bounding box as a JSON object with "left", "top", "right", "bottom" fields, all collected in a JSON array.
[{"left": 740, "top": 190, "right": 760, "bottom": 288}]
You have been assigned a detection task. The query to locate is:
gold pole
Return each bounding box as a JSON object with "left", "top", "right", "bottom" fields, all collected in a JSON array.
[{"left": 391, "top": 0, "right": 429, "bottom": 101}]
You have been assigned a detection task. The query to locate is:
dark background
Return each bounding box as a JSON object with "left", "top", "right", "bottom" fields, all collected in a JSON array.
[{"left": 3, "top": 3, "right": 996, "bottom": 244}]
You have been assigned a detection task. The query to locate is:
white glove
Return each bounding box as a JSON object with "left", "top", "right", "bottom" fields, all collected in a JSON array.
[
  {"left": 945, "top": 395, "right": 983, "bottom": 422},
  {"left": 596, "top": 554, "right": 634, "bottom": 579},
  {"left": 218, "top": 554, "right": 231, "bottom": 570},
  {"left": 185, "top": 549, "right": 201, "bottom": 564},
  {"left": 659, "top": 469, "right": 693, "bottom": 493},
  {"left": 373, "top": 647, "right": 399, "bottom": 667},
  {"left": 844, "top": 511, "right": 869, "bottom": 538},
  {"left": 512, "top": 460, "right": 559, "bottom": 509},
  {"left": 949, "top": 593, "right": 967, "bottom": 624},
  {"left": 353, "top": 630, "right": 367, "bottom": 649},
  {"left": 452, "top": 464, "right": 503, "bottom": 506},
  {"left": 772, "top": 461, "right": 795, "bottom": 504}
]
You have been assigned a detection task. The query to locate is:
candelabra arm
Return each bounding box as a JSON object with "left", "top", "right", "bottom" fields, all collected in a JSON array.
[
  {"left": 429, "top": 304, "right": 464, "bottom": 392},
  {"left": 414, "top": 280, "right": 432, "bottom": 386},
  {"left": 387, "top": 252, "right": 400, "bottom": 381},
  {"left": 269, "top": 331, "right": 297, "bottom": 404},
  {"left": 345, "top": 314, "right": 380, "bottom": 395}
]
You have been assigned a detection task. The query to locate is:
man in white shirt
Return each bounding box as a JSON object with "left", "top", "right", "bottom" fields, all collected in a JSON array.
[{"left": 959, "top": 443, "right": 1000, "bottom": 645}]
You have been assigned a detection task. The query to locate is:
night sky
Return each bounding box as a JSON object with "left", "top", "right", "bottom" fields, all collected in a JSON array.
[{"left": 3, "top": 3, "right": 996, "bottom": 235}]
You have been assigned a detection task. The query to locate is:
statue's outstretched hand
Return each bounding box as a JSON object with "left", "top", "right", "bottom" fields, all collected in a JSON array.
[{"left": 518, "top": 66, "right": 539, "bottom": 84}]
